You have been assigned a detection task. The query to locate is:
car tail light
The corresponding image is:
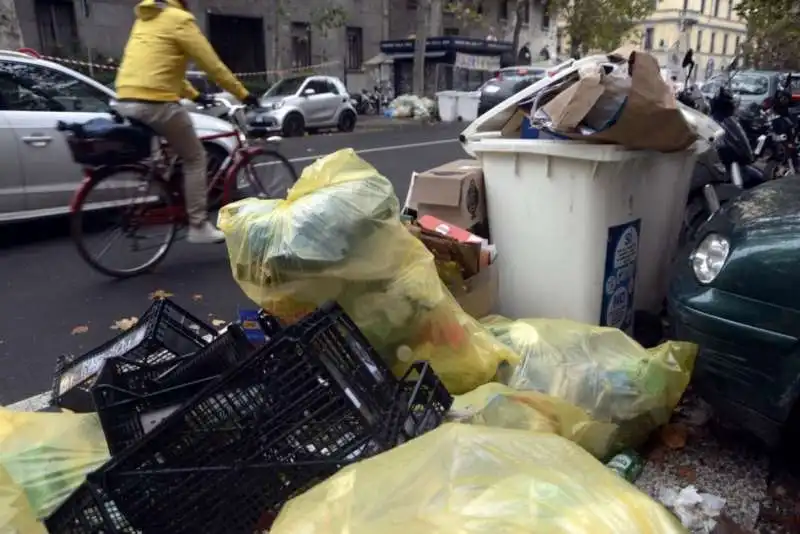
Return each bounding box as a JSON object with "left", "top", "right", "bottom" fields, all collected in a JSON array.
[
  {"left": 494, "top": 70, "right": 502, "bottom": 80},
  {"left": 762, "top": 97, "right": 773, "bottom": 110}
]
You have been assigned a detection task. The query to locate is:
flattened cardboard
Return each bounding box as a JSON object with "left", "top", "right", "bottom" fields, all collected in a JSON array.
[
  {"left": 542, "top": 67, "right": 605, "bottom": 130},
  {"left": 541, "top": 50, "right": 696, "bottom": 152},
  {"left": 453, "top": 263, "right": 498, "bottom": 320},
  {"left": 409, "top": 160, "right": 486, "bottom": 230}
]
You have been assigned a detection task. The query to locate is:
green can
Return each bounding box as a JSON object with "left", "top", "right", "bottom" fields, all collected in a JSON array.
[{"left": 605, "top": 450, "right": 645, "bottom": 483}]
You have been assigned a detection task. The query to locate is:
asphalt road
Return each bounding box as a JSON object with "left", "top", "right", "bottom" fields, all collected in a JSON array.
[{"left": 0, "top": 121, "right": 469, "bottom": 406}]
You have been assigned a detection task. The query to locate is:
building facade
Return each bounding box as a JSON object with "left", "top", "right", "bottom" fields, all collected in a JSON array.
[
  {"left": 556, "top": 0, "right": 746, "bottom": 80},
  {"left": 14, "top": 0, "right": 390, "bottom": 89}
]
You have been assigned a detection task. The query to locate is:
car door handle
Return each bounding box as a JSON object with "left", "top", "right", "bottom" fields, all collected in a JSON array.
[{"left": 22, "top": 135, "right": 53, "bottom": 146}]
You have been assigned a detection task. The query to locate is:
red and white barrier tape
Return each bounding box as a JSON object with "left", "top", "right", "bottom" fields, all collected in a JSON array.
[{"left": 19, "top": 50, "right": 341, "bottom": 77}]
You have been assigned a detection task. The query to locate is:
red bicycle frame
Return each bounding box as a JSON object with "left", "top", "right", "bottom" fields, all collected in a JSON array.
[{"left": 70, "top": 128, "right": 269, "bottom": 223}]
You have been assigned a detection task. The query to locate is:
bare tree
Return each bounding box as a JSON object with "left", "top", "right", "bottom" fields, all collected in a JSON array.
[{"left": 0, "top": 0, "right": 23, "bottom": 50}]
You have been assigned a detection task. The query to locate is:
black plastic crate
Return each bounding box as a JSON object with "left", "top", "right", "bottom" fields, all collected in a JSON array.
[
  {"left": 93, "top": 326, "right": 255, "bottom": 455},
  {"left": 88, "top": 302, "right": 450, "bottom": 534},
  {"left": 44, "top": 480, "right": 138, "bottom": 534},
  {"left": 52, "top": 299, "right": 217, "bottom": 412}
]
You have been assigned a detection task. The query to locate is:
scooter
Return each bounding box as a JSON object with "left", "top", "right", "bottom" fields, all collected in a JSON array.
[
  {"left": 677, "top": 50, "right": 765, "bottom": 246},
  {"left": 754, "top": 73, "right": 798, "bottom": 178}
]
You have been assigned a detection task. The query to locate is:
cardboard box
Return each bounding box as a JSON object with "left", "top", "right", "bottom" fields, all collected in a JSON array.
[
  {"left": 408, "top": 160, "right": 486, "bottom": 230},
  {"left": 453, "top": 263, "right": 498, "bottom": 320}
]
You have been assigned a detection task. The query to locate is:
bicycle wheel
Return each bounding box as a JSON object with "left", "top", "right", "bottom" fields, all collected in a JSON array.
[
  {"left": 71, "top": 165, "right": 180, "bottom": 278},
  {"left": 230, "top": 148, "right": 298, "bottom": 202}
]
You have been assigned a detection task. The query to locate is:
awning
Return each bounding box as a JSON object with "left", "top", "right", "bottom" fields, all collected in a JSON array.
[
  {"left": 364, "top": 53, "right": 394, "bottom": 66},
  {"left": 387, "top": 51, "right": 448, "bottom": 60}
]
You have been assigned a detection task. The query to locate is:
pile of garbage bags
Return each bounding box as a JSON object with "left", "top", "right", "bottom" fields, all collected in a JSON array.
[
  {"left": 384, "top": 94, "right": 436, "bottom": 120},
  {"left": 0, "top": 409, "right": 108, "bottom": 532}
]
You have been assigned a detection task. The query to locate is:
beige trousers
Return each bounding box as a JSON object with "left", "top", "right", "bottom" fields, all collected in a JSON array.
[{"left": 113, "top": 101, "right": 208, "bottom": 226}]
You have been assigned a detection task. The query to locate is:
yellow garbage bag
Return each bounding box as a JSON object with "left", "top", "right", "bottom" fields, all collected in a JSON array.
[
  {"left": 481, "top": 316, "right": 698, "bottom": 453},
  {"left": 219, "top": 149, "right": 517, "bottom": 393},
  {"left": 270, "top": 423, "right": 687, "bottom": 534},
  {"left": 0, "top": 465, "right": 45, "bottom": 534},
  {"left": 451, "top": 383, "right": 618, "bottom": 458},
  {"left": 0, "top": 408, "right": 109, "bottom": 522}
]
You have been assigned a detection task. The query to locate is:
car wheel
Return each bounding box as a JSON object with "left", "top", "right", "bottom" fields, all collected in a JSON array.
[
  {"left": 337, "top": 110, "right": 356, "bottom": 132},
  {"left": 282, "top": 113, "right": 305, "bottom": 137}
]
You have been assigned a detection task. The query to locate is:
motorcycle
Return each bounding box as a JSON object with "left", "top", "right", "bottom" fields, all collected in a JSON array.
[
  {"left": 677, "top": 50, "right": 765, "bottom": 246},
  {"left": 753, "top": 73, "right": 798, "bottom": 178}
]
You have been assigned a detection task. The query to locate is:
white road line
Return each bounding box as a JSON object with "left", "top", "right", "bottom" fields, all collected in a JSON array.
[
  {"left": 3, "top": 137, "right": 462, "bottom": 411},
  {"left": 284, "top": 138, "right": 459, "bottom": 164}
]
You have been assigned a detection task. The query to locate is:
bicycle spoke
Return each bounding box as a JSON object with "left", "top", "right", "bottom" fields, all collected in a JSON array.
[{"left": 94, "top": 227, "right": 124, "bottom": 260}]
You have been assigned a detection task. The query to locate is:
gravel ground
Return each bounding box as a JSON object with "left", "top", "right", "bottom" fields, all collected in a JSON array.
[{"left": 631, "top": 392, "right": 800, "bottom": 533}]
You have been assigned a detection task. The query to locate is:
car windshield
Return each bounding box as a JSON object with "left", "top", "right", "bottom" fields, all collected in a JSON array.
[
  {"left": 265, "top": 77, "right": 308, "bottom": 97},
  {"left": 497, "top": 68, "right": 545, "bottom": 82},
  {"left": 729, "top": 74, "right": 770, "bottom": 95}
]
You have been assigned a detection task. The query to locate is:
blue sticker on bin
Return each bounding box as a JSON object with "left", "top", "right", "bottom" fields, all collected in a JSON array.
[
  {"left": 600, "top": 219, "right": 640, "bottom": 335},
  {"left": 238, "top": 309, "right": 266, "bottom": 342}
]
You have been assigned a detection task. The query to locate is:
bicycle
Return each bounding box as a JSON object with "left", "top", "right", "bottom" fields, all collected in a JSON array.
[{"left": 57, "top": 98, "right": 298, "bottom": 279}]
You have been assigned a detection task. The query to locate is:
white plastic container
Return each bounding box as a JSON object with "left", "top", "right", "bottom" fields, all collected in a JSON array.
[
  {"left": 456, "top": 91, "right": 480, "bottom": 122},
  {"left": 468, "top": 137, "right": 696, "bottom": 333},
  {"left": 435, "top": 91, "right": 458, "bottom": 122}
]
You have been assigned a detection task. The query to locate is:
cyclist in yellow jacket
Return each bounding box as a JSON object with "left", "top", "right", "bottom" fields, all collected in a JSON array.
[{"left": 115, "top": 0, "right": 259, "bottom": 244}]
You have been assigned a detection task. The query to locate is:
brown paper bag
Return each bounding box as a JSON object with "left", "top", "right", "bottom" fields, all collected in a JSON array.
[
  {"left": 542, "top": 66, "right": 605, "bottom": 131},
  {"left": 545, "top": 50, "right": 696, "bottom": 152}
]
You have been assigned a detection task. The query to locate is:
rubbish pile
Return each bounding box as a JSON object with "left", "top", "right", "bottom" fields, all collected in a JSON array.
[
  {"left": 41, "top": 298, "right": 451, "bottom": 532},
  {"left": 384, "top": 94, "right": 436, "bottom": 121},
  {"left": 2, "top": 48, "right": 750, "bottom": 533}
]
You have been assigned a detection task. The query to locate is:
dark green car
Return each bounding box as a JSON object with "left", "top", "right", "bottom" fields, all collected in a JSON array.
[{"left": 668, "top": 177, "right": 800, "bottom": 446}]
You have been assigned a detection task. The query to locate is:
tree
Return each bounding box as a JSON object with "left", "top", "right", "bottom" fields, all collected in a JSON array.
[
  {"left": 549, "top": 0, "right": 656, "bottom": 57},
  {"left": 412, "top": 0, "right": 431, "bottom": 95},
  {"left": 736, "top": 0, "right": 800, "bottom": 70},
  {"left": 0, "top": 0, "right": 23, "bottom": 50}
]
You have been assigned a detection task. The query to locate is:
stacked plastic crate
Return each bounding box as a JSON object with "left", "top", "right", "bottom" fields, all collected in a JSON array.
[{"left": 45, "top": 300, "right": 452, "bottom": 534}]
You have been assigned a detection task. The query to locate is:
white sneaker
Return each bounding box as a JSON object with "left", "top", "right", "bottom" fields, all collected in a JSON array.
[{"left": 187, "top": 221, "right": 225, "bottom": 244}]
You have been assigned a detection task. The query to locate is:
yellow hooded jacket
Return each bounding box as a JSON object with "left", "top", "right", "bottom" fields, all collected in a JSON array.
[{"left": 115, "top": 0, "right": 249, "bottom": 103}]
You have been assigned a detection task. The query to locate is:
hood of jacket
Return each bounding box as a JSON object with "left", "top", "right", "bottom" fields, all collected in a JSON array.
[{"left": 135, "top": 0, "right": 186, "bottom": 21}]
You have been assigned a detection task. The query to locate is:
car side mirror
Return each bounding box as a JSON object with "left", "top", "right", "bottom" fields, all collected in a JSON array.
[{"left": 302, "top": 88, "right": 316, "bottom": 96}]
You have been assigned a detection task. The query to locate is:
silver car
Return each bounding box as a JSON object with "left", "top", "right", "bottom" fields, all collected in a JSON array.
[
  {"left": 0, "top": 51, "right": 241, "bottom": 224},
  {"left": 250, "top": 75, "right": 357, "bottom": 137}
]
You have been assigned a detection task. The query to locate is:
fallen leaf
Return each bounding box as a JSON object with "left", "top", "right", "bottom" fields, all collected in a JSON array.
[
  {"left": 149, "top": 289, "right": 174, "bottom": 300},
  {"left": 211, "top": 319, "right": 227, "bottom": 328},
  {"left": 677, "top": 465, "right": 697, "bottom": 483},
  {"left": 111, "top": 317, "right": 139, "bottom": 331},
  {"left": 192, "top": 294, "right": 203, "bottom": 302},
  {"left": 647, "top": 445, "right": 668, "bottom": 465},
  {"left": 660, "top": 423, "right": 688, "bottom": 450},
  {"left": 71, "top": 325, "right": 89, "bottom": 335}
]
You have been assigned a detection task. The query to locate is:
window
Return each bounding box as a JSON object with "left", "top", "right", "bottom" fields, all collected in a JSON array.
[
  {"left": 722, "top": 33, "right": 728, "bottom": 55},
  {"left": 35, "top": 0, "right": 80, "bottom": 56},
  {"left": 407, "top": 0, "right": 417, "bottom": 9},
  {"left": 682, "top": 0, "right": 688, "bottom": 9},
  {"left": 521, "top": 0, "right": 530, "bottom": 24},
  {"left": 444, "top": 27, "right": 460, "bottom": 35},
  {"left": 303, "top": 79, "right": 332, "bottom": 95},
  {"left": 0, "top": 60, "right": 110, "bottom": 112},
  {"left": 734, "top": 35, "right": 740, "bottom": 53},
  {"left": 346, "top": 27, "right": 363, "bottom": 71},
  {"left": 710, "top": 32, "right": 716, "bottom": 53},
  {"left": 696, "top": 30, "right": 703, "bottom": 52},
  {"left": 713, "top": 0, "right": 720, "bottom": 17},
  {"left": 541, "top": 0, "right": 551, "bottom": 30},
  {"left": 499, "top": 0, "right": 509, "bottom": 19},
  {"left": 727, "top": 0, "right": 733, "bottom": 18},
  {"left": 265, "top": 76, "right": 308, "bottom": 97},
  {"left": 643, "top": 27, "right": 654, "bottom": 51},
  {"left": 700, "top": 0, "right": 706, "bottom": 13},
  {"left": 291, "top": 22, "right": 311, "bottom": 68}
]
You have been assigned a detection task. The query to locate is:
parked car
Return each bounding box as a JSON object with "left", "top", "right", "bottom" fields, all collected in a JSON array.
[
  {"left": 477, "top": 66, "right": 547, "bottom": 117},
  {"left": 248, "top": 75, "right": 357, "bottom": 137},
  {"left": 668, "top": 178, "right": 800, "bottom": 447},
  {"left": 700, "top": 70, "right": 780, "bottom": 110},
  {"left": 0, "top": 50, "right": 241, "bottom": 224}
]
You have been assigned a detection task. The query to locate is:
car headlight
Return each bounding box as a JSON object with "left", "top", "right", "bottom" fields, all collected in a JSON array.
[
  {"left": 270, "top": 100, "right": 284, "bottom": 110},
  {"left": 484, "top": 85, "right": 500, "bottom": 94},
  {"left": 690, "top": 233, "right": 730, "bottom": 284}
]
